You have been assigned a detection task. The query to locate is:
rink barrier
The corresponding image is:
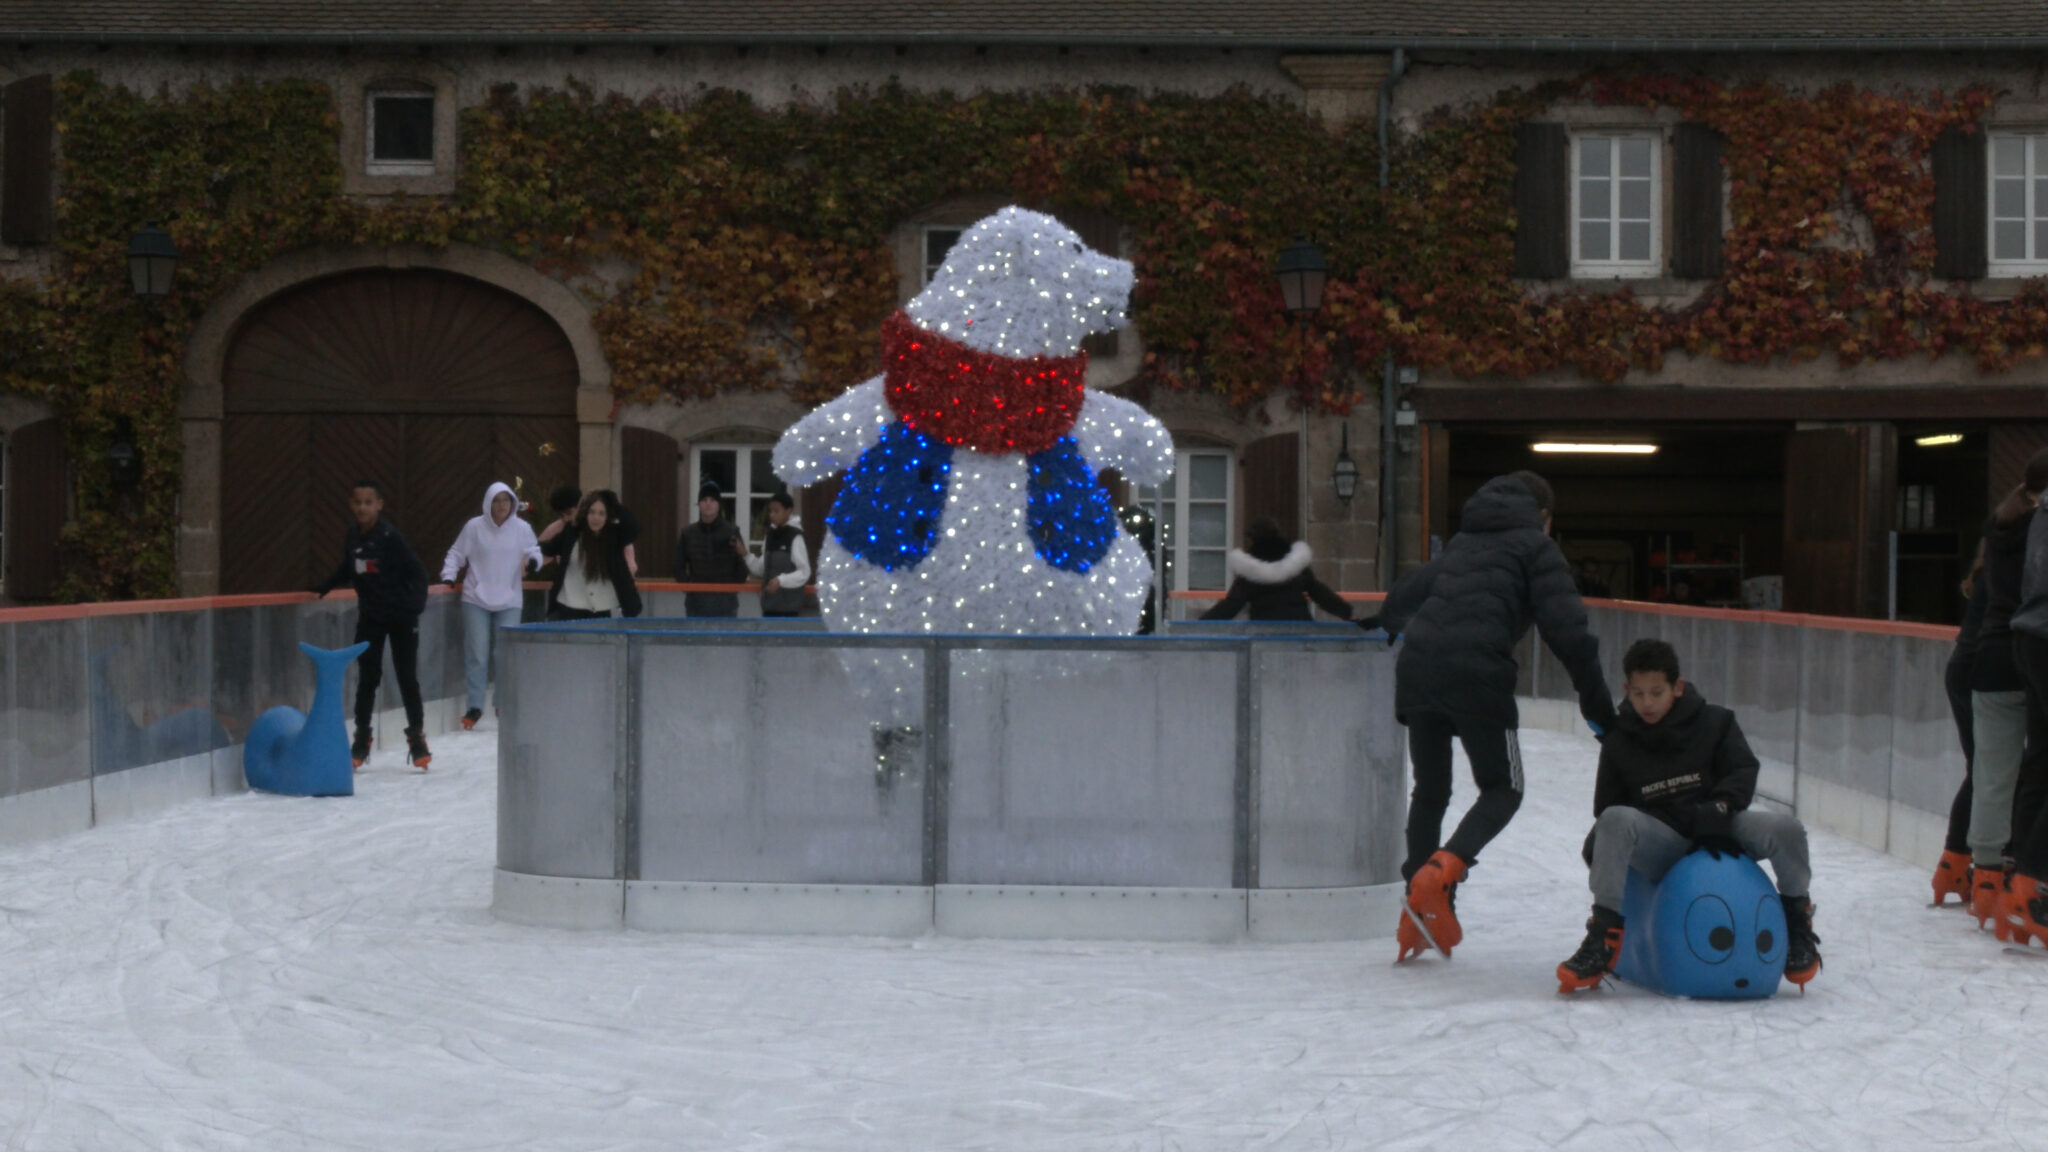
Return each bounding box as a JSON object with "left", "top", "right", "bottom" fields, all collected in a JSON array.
[
  {"left": 0, "top": 588, "right": 474, "bottom": 848},
  {"left": 1178, "top": 588, "right": 1965, "bottom": 872},
  {"left": 0, "top": 579, "right": 824, "bottom": 849},
  {"left": 491, "top": 619, "right": 1408, "bottom": 941}
]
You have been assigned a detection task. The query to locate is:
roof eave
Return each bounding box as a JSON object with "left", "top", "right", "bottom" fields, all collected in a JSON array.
[{"left": 6, "top": 31, "right": 2048, "bottom": 52}]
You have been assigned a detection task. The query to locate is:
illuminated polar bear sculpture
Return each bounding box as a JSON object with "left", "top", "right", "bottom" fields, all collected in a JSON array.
[{"left": 773, "top": 206, "right": 1174, "bottom": 637}]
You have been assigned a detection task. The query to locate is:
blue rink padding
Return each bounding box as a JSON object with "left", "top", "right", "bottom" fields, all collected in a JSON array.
[
  {"left": 1614, "top": 848, "right": 1790, "bottom": 999},
  {"left": 243, "top": 641, "right": 369, "bottom": 798}
]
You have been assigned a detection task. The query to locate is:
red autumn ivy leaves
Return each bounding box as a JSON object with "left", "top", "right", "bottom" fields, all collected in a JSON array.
[{"left": 14, "top": 72, "right": 2045, "bottom": 598}]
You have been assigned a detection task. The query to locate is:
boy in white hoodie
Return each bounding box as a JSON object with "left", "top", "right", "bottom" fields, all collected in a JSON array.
[{"left": 441, "top": 482, "right": 544, "bottom": 729}]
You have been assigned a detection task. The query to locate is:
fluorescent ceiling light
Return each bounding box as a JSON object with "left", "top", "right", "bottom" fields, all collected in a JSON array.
[
  {"left": 1914, "top": 433, "right": 1964, "bottom": 447},
  {"left": 1530, "top": 442, "right": 1659, "bottom": 455}
]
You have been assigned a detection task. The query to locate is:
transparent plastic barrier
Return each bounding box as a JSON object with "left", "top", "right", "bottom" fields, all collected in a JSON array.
[
  {"left": 0, "top": 594, "right": 469, "bottom": 808},
  {"left": 498, "top": 623, "right": 1402, "bottom": 892},
  {"left": 1523, "top": 602, "right": 1963, "bottom": 856}
]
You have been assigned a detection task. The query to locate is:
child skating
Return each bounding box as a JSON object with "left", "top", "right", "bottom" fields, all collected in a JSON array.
[
  {"left": 1375, "top": 471, "right": 1616, "bottom": 961},
  {"left": 314, "top": 479, "right": 433, "bottom": 770}
]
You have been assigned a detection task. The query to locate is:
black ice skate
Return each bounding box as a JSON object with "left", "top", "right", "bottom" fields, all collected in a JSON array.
[
  {"left": 405, "top": 727, "right": 432, "bottom": 771},
  {"left": 461, "top": 708, "right": 483, "bottom": 730},
  {"left": 350, "top": 725, "right": 372, "bottom": 771},
  {"left": 1557, "top": 905, "right": 1626, "bottom": 994},
  {"left": 1781, "top": 895, "right": 1821, "bottom": 989}
]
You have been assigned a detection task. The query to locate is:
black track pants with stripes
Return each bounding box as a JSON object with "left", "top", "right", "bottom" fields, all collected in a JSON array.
[{"left": 1402, "top": 710, "right": 1523, "bottom": 881}]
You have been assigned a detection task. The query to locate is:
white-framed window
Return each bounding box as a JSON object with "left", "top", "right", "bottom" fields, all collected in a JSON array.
[
  {"left": 1989, "top": 133, "right": 2048, "bottom": 274},
  {"left": 691, "top": 443, "right": 780, "bottom": 551},
  {"left": 1572, "top": 132, "right": 1662, "bottom": 278},
  {"left": 366, "top": 90, "right": 436, "bottom": 176},
  {"left": 921, "top": 226, "right": 964, "bottom": 287},
  {"left": 1137, "top": 448, "right": 1233, "bottom": 592}
]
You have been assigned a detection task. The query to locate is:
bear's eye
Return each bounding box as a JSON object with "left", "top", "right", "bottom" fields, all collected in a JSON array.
[
  {"left": 1756, "top": 929, "right": 1774, "bottom": 955},
  {"left": 1072, "top": 241, "right": 1083, "bottom": 253}
]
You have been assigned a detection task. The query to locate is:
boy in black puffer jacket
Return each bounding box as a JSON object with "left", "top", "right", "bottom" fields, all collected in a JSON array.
[
  {"left": 314, "top": 479, "right": 432, "bottom": 770},
  {"left": 1375, "top": 471, "right": 1617, "bottom": 961},
  {"left": 1557, "top": 638, "right": 1820, "bottom": 993}
]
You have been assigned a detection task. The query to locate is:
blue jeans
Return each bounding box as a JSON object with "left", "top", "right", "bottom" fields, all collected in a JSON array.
[{"left": 462, "top": 603, "right": 522, "bottom": 712}]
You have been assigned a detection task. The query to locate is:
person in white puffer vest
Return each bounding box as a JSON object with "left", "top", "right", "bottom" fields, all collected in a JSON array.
[{"left": 440, "top": 481, "right": 543, "bottom": 729}]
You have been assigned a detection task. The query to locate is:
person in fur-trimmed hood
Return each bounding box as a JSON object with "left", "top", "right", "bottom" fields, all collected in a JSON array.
[{"left": 1200, "top": 519, "right": 1353, "bottom": 622}]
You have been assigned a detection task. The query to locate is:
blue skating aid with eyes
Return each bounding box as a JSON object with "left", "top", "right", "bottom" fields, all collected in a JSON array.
[{"left": 1613, "top": 848, "right": 1789, "bottom": 999}]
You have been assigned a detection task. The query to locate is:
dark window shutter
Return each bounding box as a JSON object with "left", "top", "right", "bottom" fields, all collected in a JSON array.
[
  {"left": 2, "top": 74, "right": 55, "bottom": 246},
  {"left": 6, "top": 417, "right": 68, "bottom": 600},
  {"left": 1671, "top": 123, "right": 1726, "bottom": 281},
  {"left": 1240, "top": 433, "right": 1302, "bottom": 540},
  {"left": 1513, "top": 122, "right": 1569, "bottom": 280},
  {"left": 1933, "top": 126, "right": 1988, "bottom": 281},
  {"left": 619, "top": 426, "right": 678, "bottom": 579}
]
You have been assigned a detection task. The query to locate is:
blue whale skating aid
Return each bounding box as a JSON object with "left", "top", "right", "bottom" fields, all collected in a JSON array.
[
  {"left": 242, "top": 641, "right": 370, "bottom": 798},
  {"left": 1613, "top": 848, "right": 1789, "bottom": 999}
]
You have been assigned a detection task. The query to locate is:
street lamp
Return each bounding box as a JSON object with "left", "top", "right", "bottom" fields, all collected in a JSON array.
[
  {"left": 126, "top": 222, "right": 179, "bottom": 299},
  {"left": 1274, "top": 236, "right": 1327, "bottom": 326},
  {"left": 1333, "top": 423, "right": 1359, "bottom": 503}
]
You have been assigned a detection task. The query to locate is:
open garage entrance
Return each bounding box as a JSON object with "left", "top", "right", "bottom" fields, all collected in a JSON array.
[
  {"left": 1428, "top": 419, "right": 2043, "bottom": 625},
  {"left": 218, "top": 270, "right": 581, "bottom": 594}
]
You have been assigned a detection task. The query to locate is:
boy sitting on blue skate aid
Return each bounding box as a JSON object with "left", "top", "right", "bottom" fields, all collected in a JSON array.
[{"left": 1559, "top": 638, "right": 1823, "bottom": 993}]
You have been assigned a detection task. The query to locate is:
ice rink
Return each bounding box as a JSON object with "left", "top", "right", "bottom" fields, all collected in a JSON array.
[{"left": 2, "top": 723, "right": 2042, "bottom": 1151}]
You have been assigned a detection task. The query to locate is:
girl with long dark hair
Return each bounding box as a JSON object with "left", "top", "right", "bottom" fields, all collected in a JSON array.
[{"left": 542, "top": 489, "right": 643, "bottom": 620}]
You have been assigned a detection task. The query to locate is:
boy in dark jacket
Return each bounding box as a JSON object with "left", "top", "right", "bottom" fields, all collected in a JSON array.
[
  {"left": 675, "top": 482, "right": 749, "bottom": 617},
  {"left": 314, "top": 480, "right": 432, "bottom": 770},
  {"left": 1558, "top": 638, "right": 1820, "bottom": 993},
  {"left": 1376, "top": 471, "right": 1617, "bottom": 961}
]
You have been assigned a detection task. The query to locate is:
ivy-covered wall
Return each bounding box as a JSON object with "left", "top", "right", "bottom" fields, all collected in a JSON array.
[{"left": 4, "top": 69, "right": 2040, "bottom": 599}]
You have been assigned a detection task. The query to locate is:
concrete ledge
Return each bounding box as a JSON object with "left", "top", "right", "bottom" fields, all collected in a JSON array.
[
  {"left": 211, "top": 745, "right": 246, "bottom": 796},
  {"left": 1515, "top": 696, "right": 1601, "bottom": 741},
  {"left": 0, "top": 779, "right": 93, "bottom": 846},
  {"left": 1796, "top": 774, "right": 1891, "bottom": 853},
  {"left": 626, "top": 881, "right": 932, "bottom": 936},
  {"left": 934, "top": 884, "right": 1247, "bottom": 942},
  {"left": 1887, "top": 802, "right": 1947, "bottom": 872},
  {"left": 91, "top": 753, "right": 216, "bottom": 827},
  {"left": 497, "top": 873, "right": 1414, "bottom": 942},
  {"left": 1248, "top": 884, "right": 1403, "bottom": 942},
  {"left": 492, "top": 869, "right": 624, "bottom": 929}
]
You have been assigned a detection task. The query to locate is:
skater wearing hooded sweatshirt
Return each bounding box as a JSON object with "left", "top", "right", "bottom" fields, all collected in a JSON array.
[
  {"left": 1200, "top": 518, "right": 1353, "bottom": 622},
  {"left": 1375, "top": 471, "right": 1617, "bottom": 961},
  {"left": 441, "top": 482, "right": 543, "bottom": 730},
  {"left": 314, "top": 479, "right": 432, "bottom": 770}
]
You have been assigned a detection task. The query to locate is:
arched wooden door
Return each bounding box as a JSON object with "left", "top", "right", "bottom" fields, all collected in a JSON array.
[{"left": 220, "top": 270, "right": 580, "bottom": 593}]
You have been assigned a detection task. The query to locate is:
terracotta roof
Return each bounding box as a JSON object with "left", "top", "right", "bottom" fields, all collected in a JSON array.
[{"left": 7, "top": 1, "right": 2048, "bottom": 49}]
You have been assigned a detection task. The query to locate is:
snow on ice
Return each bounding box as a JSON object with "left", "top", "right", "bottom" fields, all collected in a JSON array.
[{"left": 0, "top": 725, "right": 2041, "bottom": 1151}]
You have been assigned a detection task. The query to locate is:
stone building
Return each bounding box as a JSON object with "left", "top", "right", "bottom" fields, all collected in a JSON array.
[{"left": 0, "top": 3, "right": 2043, "bottom": 620}]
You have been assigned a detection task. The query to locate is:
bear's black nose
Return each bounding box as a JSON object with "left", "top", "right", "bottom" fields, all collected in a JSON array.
[{"left": 1734, "top": 979, "right": 1749, "bottom": 988}]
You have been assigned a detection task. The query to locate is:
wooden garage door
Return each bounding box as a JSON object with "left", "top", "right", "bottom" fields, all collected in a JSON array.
[{"left": 221, "top": 270, "right": 580, "bottom": 594}]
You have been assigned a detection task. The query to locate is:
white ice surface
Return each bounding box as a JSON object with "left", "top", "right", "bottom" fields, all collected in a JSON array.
[{"left": 2, "top": 727, "right": 2043, "bottom": 1152}]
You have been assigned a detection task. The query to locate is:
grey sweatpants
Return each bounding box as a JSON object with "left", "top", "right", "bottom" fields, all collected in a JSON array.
[
  {"left": 1970, "top": 689, "right": 2029, "bottom": 867},
  {"left": 1588, "top": 805, "right": 1812, "bottom": 914}
]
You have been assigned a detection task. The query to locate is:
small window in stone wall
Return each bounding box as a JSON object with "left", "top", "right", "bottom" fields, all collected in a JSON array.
[
  {"left": 368, "top": 92, "right": 436, "bottom": 175},
  {"left": 922, "top": 227, "right": 964, "bottom": 286}
]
